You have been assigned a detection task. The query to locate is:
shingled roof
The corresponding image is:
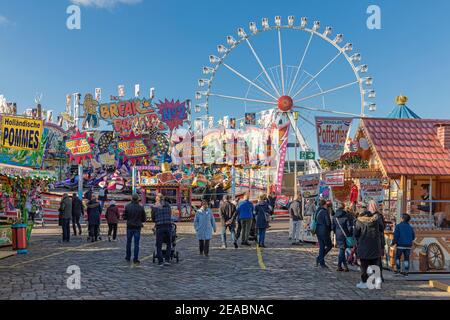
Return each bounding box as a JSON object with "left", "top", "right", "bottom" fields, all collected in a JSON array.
[{"left": 360, "top": 118, "right": 450, "bottom": 176}]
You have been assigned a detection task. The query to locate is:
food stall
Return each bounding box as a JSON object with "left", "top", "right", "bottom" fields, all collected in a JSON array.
[
  {"left": 0, "top": 164, "right": 56, "bottom": 245},
  {"left": 138, "top": 168, "right": 194, "bottom": 221},
  {"left": 350, "top": 117, "right": 450, "bottom": 272}
]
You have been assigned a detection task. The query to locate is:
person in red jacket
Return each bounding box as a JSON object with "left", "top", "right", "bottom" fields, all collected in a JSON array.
[{"left": 106, "top": 200, "right": 120, "bottom": 242}]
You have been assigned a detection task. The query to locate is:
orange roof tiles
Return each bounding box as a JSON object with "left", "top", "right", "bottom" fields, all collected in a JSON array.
[{"left": 362, "top": 118, "right": 450, "bottom": 176}]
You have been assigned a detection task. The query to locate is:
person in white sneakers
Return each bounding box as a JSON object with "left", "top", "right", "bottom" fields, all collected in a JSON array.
[{"left": 354, "top": 204, "right": 385, "bottom": 289}]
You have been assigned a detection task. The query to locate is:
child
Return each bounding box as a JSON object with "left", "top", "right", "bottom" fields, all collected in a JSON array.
[{"left": 392, "top": 213, "right": 415, "bottom": 276}]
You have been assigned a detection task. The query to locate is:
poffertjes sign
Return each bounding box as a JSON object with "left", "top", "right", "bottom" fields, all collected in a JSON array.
[{"left": 1, "top": 116, "right": 43, "bottom": 151}]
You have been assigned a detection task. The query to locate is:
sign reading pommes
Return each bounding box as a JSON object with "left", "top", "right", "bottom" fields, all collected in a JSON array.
[{"left": 1, "top": 116, "right": 43, "bottom": 151}]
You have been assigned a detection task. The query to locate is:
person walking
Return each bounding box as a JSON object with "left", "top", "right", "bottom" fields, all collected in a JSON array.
[
  {"left": 194, "top": 200, "right": 216, "bottom": 257},
  {"left": 392, "top": 213, "right": 415, "bottom": 276},
  {"left": 234, "top": 198, "right": 242, "bottom": 241},
  {"left": 84, "top": 186, "right": 93, "bottom": 201},
  {"left": 71, "top": 193, "right": 83, "bottom": 236},
  {"left": 289, "top": 194, "right": 304, "bottom": 245},
  {"left": 315, "top": 199, "right": 332, "bottom": 268},
  {"left": 105, "top": 200, "right": 120, "bottom": 242},
  {"left": 123, "top": 194, "right": 147, "bottom": 264},
  {"left": 151, "top": 194, "right": 173, "bottom": 267},
  {"left": 98, "top": 183, "right": 109, "bottom": 214},
  {"left": 219, "top": 195, "right": 238, "bottom": 249},
  {"left": 87, "top": 195, "right": 101, "bottom": 242},
  {"left": 237, "top": 193, "right": 254, "bottom": 246},
  {"left": 59, "top": 193, "right": 72, "bottom": 243},
  {"left": 368, "top": 200, "right": 386, "bottom": 282},
  {"left": 354, "top": 204, "right": 385, "bottom": 289},
  {"left": 331, "top": 202, "right": 353, "bottom": 272},
  {"left": 254, "top": 194, "right": 270, "bottom": 248}
]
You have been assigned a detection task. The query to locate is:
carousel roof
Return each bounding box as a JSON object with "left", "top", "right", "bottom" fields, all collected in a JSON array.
[
  {"left": 387, "top": 96, "right": 421, "bottom": 119},
  {"left": 361, "top": 118, "right": 450, "bottom": 176},
  {"left": 387, "top": 104, "right": 421, "bottom": 119}
]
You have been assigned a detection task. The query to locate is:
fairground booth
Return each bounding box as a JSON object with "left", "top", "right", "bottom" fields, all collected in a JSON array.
[{"left": 342, "top": 116, "right": 450, "bottom": 273}]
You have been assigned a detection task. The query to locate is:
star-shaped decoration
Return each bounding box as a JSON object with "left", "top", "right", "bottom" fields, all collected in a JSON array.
[
  {"left": 218, "top": 119, "right": 224, "bottom": 126},
  {"left": 240, "top": 120, "right": 245, "bottom": 128}
]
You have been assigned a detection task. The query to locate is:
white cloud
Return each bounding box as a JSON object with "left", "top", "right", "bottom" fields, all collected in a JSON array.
[
  {"left": 70, "top": 0, "right": 142, "bottom": 9},
  {"left": 0, "top": 15, "right": 10, "bottom": 26}
]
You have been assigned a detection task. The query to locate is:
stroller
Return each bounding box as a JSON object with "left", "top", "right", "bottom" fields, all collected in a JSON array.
[{"left": 152, "top": 223, "right": 180, "bottom": 263}]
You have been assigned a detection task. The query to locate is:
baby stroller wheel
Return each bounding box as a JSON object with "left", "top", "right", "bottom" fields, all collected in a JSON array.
[
  {"left": 152, "top": 252, "right": 156, "bottom": 263},
  {"left": 175, "top": 251, "right": 179, "bottom": 263}
]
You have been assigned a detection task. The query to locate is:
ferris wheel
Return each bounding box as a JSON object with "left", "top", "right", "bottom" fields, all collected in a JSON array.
[{"left": 195, "top": 15, "right": 376, "bottom": 172}]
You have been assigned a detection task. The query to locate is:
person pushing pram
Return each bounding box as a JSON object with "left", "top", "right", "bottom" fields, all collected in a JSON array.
[{"left": 151, "top": 194, "right": 176, "bottom": 267}]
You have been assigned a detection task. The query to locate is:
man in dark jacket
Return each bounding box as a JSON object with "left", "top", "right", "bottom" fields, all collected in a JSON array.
[
  {"left": 331, "top": 203, "right": 354, "bottom": 272},
  {"left": 354, "top": 207, "right": 385, "bottom": 289},
  {"left": 288, "top": 195, "right": 303, "bottom": 245},
  {"left": 59, "top": 193, "right": 72, "bottom": 243},
  {"left": 315, "top": 199, "right": 332, "bottom": 268},
  {"left": 151, "top": 194, "right": 173, "bottom": 266},
  {"left": 71, "top": 193, "right": 83, "bottom": 236},
  {"left": 124, "top": 193, "right": 147, "bottom": 264},
  {"left": 255, "top": 194, "right": 270, "bottom": 248},
  {"left": 219, "top": 195, "right": 238, "bottom": 249},
  {"left": 87, "top": 196, "right": 101, "bottom": 242}
]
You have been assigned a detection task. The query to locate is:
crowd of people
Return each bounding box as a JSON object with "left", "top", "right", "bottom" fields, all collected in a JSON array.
[{"left": 57, "top": 190, "right": 416, "bottom": 289}]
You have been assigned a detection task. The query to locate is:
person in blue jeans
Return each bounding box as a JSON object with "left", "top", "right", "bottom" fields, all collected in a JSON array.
[
  {"left": 331, "top": 203, "right": 354, "bottom": 272},
  {"left": 315, "top": 199, "right": 332, "bottom": 268},
  {"left": 151, "top": 194, "right": 173, "bottom": 266},
  {"left": 254, "top": 194, "right": 270, "bottom": 248},
  {"left": 123, "top": 193, "right": 147, "bottom": 264},
  {"left": 392, "top": 213, "right": 415, "bottom": 276}
]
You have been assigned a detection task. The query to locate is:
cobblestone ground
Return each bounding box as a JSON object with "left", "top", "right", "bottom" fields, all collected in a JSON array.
[{"left": 0, "top": 219, "right": 449, "bottom": 300}]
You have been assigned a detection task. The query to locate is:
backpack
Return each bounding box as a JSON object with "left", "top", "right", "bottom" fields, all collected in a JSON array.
[
  {"left": 98, "top": 188, "right": 106, "bottom": 197},
  {"left": 310, "top": 210, "right": 318, "bottom": 235}
]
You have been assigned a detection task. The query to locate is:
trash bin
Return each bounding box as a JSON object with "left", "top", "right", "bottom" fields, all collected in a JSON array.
[{"left": 11, "top": 224, "right": 28, "bottom": 254}]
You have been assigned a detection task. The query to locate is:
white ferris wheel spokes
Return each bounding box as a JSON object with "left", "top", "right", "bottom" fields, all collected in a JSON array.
[{"left": 195, "top": 16, "right": 376, "bottom": 172}]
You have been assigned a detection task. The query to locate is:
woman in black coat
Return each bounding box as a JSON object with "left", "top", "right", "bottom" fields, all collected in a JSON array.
[
  {"left": 354, "top": 208, "right": 384, "bottom": 288},
  {"left": 331, "top": 203, "right": 354, "bottom": 272},
  {"left": 87, "top": 196, "right": 102, "bottom": 242}
]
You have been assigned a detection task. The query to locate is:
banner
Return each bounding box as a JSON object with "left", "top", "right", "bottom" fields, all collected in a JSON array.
[
  {"left": 156, "top": 99, "right": 188, "bottom": 131},
  {"left": 65, "top": 130, "right": 94, "bottom": 164},
  {"left": 325, "top": 170, "right": 345, "bottom": 187},
  {"left": 360, "top": 178, "right": 385, "bottom": 203},
  {"left": 118, "top": 132, "right": 149, "bottom": 164},
  {"left": 316, "top": 117, "right": 352, "bottom": 162},
  {"left": 299, "top": 174, "right": 320, "bottom": 198},
  {"left": 275, "top": 124, "right": 290, "bottom": 194},
  {"left": 99, "top": 98, "right": 167, "bottom": 134},
  {"left": 1, "top": 116, "right": 43, "bottom": 151}
]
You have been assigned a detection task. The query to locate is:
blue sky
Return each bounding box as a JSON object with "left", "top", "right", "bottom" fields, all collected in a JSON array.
[{"left": 1, "top": 0, "right": 450, "bottom": 127}]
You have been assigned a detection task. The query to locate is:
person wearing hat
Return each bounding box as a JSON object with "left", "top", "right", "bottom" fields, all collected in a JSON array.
[
  {"left": 151, "top": 194, "right": 173, "bottom": 266},
  {"left": 123, "top": 193, "right": 147, "bottom": 264},
  {"left": 106, "top": 200, "right": 120, "bottom": 242}
]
